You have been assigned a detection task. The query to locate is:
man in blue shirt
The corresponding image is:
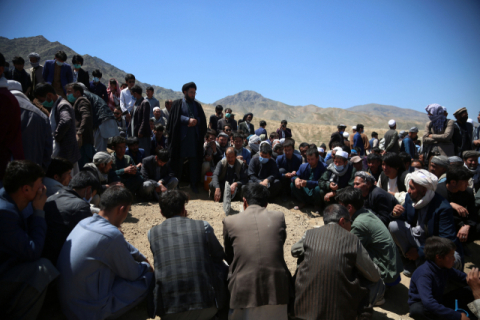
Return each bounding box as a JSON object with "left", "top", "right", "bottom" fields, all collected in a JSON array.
[
  {"left": 89, "top": 69, "right": 108, "bottom": 103},
  {"left": 401, "top": 127, "right": 418, "bottom": 159},
  {"left": 255, "top": 120, "right": 267, "bottom": 137},
  {"left": 353, "top": 123, "right": 365, "bottom": 156},
  {"left": 146, "top": 86, "right": 160, "bottom": 118},
  {"left": 277, "top": 139, "right": 302, "bottom": 194}
]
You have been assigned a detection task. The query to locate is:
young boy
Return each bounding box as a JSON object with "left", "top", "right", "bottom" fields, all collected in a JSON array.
[{"left": 409, "top": 236, "right": 473, "bottom": 320}]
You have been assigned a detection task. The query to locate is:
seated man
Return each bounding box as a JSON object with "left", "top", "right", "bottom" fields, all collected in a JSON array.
[
  {"left": 409, "top": 237, "right": 474, "bottom": 320},
  {"left": 298, "top": 142, "right": 310, "bottom": 163},
  {"left": 247, "top": 142, "right": 282, "bottom": 200},
  {"left": 354, "top": 171, "right": 398, "bottom": 227},
  {"left": 291, "top": 147, "right": 325, "bottom": 210},
  {"left": 125, "top": 137, "right": 145, "bottom": 167},
  {"left": 464, "top": 150, "right": 480, "bottom": 192},
  {"left": 277, "top": 139, "right": 302, "bottom": 194},
  {"left": 336, "top": 187, "right": 403, "bottom": 297},
  {"left": 272, "top": 142, "right": 284, "bottom": 160},
  {"left": 0, "top": 161, "right": 59, "bottom": 320},
  {"left": 201, "top": 129, "right": 222, "bottom": 178},
  {"left": 44, "top": 157, "right": 73, "bottom": 197},
  {"left": 231, "top": 132, "right": 251, "bottom": 165},
  {"left": 351, "top": 155, "right": 364, "bottom": 172},
  {"left": 150, "top": 124, "right": 166, "bottom": 155},
  {"left": 140, "top": 149, "right": 179, "bottom": 201},
  {"left": 389, "top": 169, "right": 463, "bottom": 276},
  {"left": 211, "top": 147, "right": 248, "bottom": 203},
  {"left": 429, "top": 155, "right": 449, "bottom": 183},
  {"left": 216, "top": 132, "right": 230, "bottom": 157},
  {"left": 378, "top": 152, "right": 408, "bottom": 204},
  {"left": 223, "top": 184, "right": 292, "bottom": 319},
  {"left": 114, "top": 106, "right": 128, "bottom": 136},
  {"left": 436, "top": 165, "right": 479, "bottom": 243},
  {"left": 43, "top": 171, "right": 101, "bottom": 265},
  {"left": 152, "top": 106, "right": 166, "bottom": 126},
  {"left": 319, "top": 150, "right": 356, "bottom": 205},
  {"left": 56, "top": 186, "right": 154, "bottom": 320},
  {"left": 149, "top": 190, "right": 228, "bottom": 319},
  {"left": 399, "top": 152, "right": 413, "bottom": 173},
  {"left": 292, "top": 204, "right": 381, "bottom": 320},
  {"left": 366, "top": 153, "right": 383, "bottom": 181},
  {"left": 110, "top": 136, "right": 144, "bottom": 197}
]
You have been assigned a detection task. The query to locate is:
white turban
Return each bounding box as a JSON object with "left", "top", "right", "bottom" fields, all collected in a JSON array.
[
  {"left": 405, "top": 169, "right": 438, "bottom": 209},
  {"left": 335, "top": 151, "right": 349, "bottom": 159},
  {"left": 388, "top": 119, "right": 396, "bottom": 127},
  {"left": 28, "top": 52, "right": 41, "bottom": 60},
  {"left": 318, "top": 147, "right": 325, "bottom": 153},
  {"left": 93, "top": 152, "right": 113, "bottom": 165},
  {"left": 343, "top": 132, "right": 350, "bottom": 138},
  {"left": 249, "top": 135, "right": 261, "bottom": 153},
  {"left": 333, "top": 147, "right": 343, "bottom": 153},
  {"left": 279, "top": 138, "right": 285, "bottom": 144},
  {"left": 153, "top": 107, "right": 161, "bottom": 112},
  {"left": 7, "top": 80, "right": 22, "bottom": 92}
]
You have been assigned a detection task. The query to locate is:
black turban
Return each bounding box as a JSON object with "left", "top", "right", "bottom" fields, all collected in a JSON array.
[
  {"left": 243, "top": 112, "right": 253, "bottom": 121},
  {"left": 182, "top": 82, "right": 197, "bottom": 93}
]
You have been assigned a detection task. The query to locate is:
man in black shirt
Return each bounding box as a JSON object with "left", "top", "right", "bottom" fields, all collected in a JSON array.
[
  {"left": 453, "top": 107, "right": 474, "bottom": 156},
  {"left": 209, "top": 105, "right": 223, "bottom": 132},
  {"left": 217, "top": 108, "right": 238, "bottom": 132},
  {"left": 247, "top": 143, "right": 281, "bottom": 200},
  {"left": 210, "top": 147, "right": 247, "bottom": 202},
  {"left": 367, "top": 153, "right": 383, "bottom": 181},
  {"left": 436, "top": 165, "right": 478, "bottom": 243}
]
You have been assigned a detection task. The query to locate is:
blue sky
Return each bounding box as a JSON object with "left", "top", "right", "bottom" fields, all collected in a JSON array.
[{"left": 1, "top": 0, "right": 479, "bottom": 114}]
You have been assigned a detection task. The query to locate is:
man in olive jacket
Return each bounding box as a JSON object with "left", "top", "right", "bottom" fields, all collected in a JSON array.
[{"left": 223, "top": 183, "right": 291, "bottom": 320}]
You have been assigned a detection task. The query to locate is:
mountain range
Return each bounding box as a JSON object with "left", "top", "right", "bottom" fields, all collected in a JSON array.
[{"left": 1, "top": 35, "right": 429, "bottom": 129}]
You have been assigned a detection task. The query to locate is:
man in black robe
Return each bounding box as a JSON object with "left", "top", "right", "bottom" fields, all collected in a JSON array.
[{"left": 167, "top": 82, "right": 207, "bottom": 193}]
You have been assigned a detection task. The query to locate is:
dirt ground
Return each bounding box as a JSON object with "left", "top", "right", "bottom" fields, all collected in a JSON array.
[{"left": 39, "top": 183, "right": 480, "bottom": 320}]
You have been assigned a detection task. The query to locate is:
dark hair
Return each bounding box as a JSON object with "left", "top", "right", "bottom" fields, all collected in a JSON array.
[
  {"left": 283, "top": 139, "right": 295, "bottom": 150},
  {"left": 34, "top": 83, "right": 56, "bottom": 98},
  {"left": 412, "top": 159, "right": 424, "bottom": 167},
  {"left": 92, "top": 69, "right": 102, "bottom": 78},
  {"left": 367, "top": 153, "right": 382, "bottom": 163},
  {"left": 382, "top": 152, "right": 405, "bottom": 173},
  {"left": 109, "top": 78, "right": 117, "bottom": 85},
  {"left": 259, "top": 142, "right": 273, "bottom": 155},
  {"left": 398, "top": 152, "right": 412, "bottom": 165},
  {"left": 155, "top": 149, "right": 169, "bottom": 162},
  {"left": 233, "top": 132, "right": 244, "bottom": 141},
  {"left": 223, "top": 124, "right": 232, "bottom": 130},
  {"left": 71, "top": 55, "right": 84, "bottom": 65},
  {"left": 243, "top": 183, "right": 270, "bottom": 207},
  {"left": 371, "top": 132, "right": 378, "bottom": 137},
  {"left": 12, "top": 56, "right": 25, "bottom": 65},
  {"left": 424, "top": 236, "right": 456, "bottom": 262},
  {"left": 131, "top": 85, "right": 142, "bottom": 95},
  {"left": 323, "top": 204, "right": 350, "bottom": 224},
  {"left": 299, "top": 142, "right": 310, "bottom": 149},
  {"left": 225, "top": 107, "right": 232, "bottom": 113},
  {"left": 335, "top": 187, "right": 364, "bottom": 211},
  {"left": 125, "top": 74, "right": 135, "bottom": 82},
  {"left": 331, "top": 141, "right": 343, "bottom": 149},
  {"left": 372, "top": 147, "right": 381, "bottom": 153},
  {"left": 446, "top": 165, "right": 472, "bottom": 183},
  {"left": 273, "top": 143, "right": 283, "bottom": 152},
  {"left": 356, "top": 124, "right": 364, "bottom": 130},
  {"left": 215, "top": 105, "right": 223, "bottom": 112},
  {"left": 69, "top": 171, "right": 102, "bottom": 193},
  {"left": 306, "top": 147, "right": 319, "bottom": 158},
  {"left": 281, "top": 120, "right": 287, "bottom": 125},
  {"left": 159, "top": 190, "right": 189, "bottom": 218},
  {"left": 100, "top": 186, "right": 133, "bottom": 211},
  {"left": 3, "top": 160, "right": 45, "bottom": 194},
  {"left": 127, "top": 137, "right": 139, "bottom": 146},
  {"left": 146, "top": 86, "right": 154, "bottom": 92},
  {"left": 66, "top": 83, "right": 84, "bottom": 95},
  {"left": 259, "top": 120, "right": 267, "bottom": 127},
  {"left": 46, "top": 158, "right": 73, "bottom": 179},
  {"left": 154, "top": 124, "right": 165, "bottom": 132},
  {"left": 205, "top": 129, "right": 217, "bottom": 139},
  {"left": 55, "top": 50, "right": 67, "bottom": 61},
  {"left": 0, "top": 52, "right": 5, "bottom": 66},
  {"left": 120, "top": 82, "right": 127, "bottom": 87},
  {"left": 269, "top": 132, "right": 279, "bottom": 139},
  {"left": 111, "top": 136, "right": 126, "bottom": 147}
]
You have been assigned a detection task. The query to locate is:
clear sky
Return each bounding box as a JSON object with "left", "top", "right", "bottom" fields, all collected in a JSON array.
[{"left": 1, "top": 0, "right": 479, "bottom": 114}]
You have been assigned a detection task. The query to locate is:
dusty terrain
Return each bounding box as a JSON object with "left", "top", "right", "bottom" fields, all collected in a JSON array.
[{"left": 39, "top": 183, "right": 480, "bottom": 320}]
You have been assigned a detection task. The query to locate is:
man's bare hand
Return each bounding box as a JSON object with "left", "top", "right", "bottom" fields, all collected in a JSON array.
[
  {"left": 457, "top": 225, "right": 470, "bottom": 242},
  {"left": 124, "top": 165, "right": 137, "bottom": 175},
  {"left": 467, "top": 268, "right": 480, "bottom": 300},
  {"left": 451, "top": 203, "right": 469, "bottom": 217},
  {"left": 158, "top": 182, "right": 167, "bottom": 193},
  {"left": 230, "top": 182, "right": 237, "bottom": 195},
  {"left": 260, "top": 179, "right": 269, "bottom": 187},
  {"left": 393, "top": 204, "right": 405, "bottom": 217},
  {"left": 324, "top": 192, "right": 335, "bottom": 202},
  {"left": 330, "top": 182, "right": 338, "bottom": 191},
  {"left": 32, "top": 185, "right": 47, "bottom": 211},
  {"left": 405, "top": 247, "right": 419, "bottom": 261},
  {"left": 188, "top": 118, "right": 198, "bottom": 127},
  {"left": 214, "top": 188, "right": 222, "bottom": 202},
  {"left": 136, "top": 163, "right": 142, "bottom": 168}
]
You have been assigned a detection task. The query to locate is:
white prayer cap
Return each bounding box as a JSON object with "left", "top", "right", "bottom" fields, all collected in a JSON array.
[
  {"left": 318, "top": 147, "right": 325, "bottom": 153},
  {"left": 93, "top": 152, "right": 113, "bottom": 165},
  {"left": 260, "top": 141, "right": 269, "bottom": 147},
  {"left": 333, "top": 147, "right": 343, "bottom": 153},
  {"left": 467, "top": 118, "right": 473, "bottom": 124},
  {"left": 7, "top": 80, "right": 22, "bottom": 92},
  {"left": 279, "top": 138, "right": 285, "bottom": 144},
  {"left": 335, "top": 151, "right": 349, "bottom": 159},
  {"left": 388, "top": 119, "right": 396, "bottom": 127},
  {"left": 153, "top": 107, "right": 161, "bottom": 111},
  {"left": 343, "top": 132, "right": 350, "bottom": 138},
  {"left": 352, "top": 126, "right": 357, "bottom": 130}
]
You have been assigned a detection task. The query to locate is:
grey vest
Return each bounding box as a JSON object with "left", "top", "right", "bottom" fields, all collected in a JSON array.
[
  {"left": 218, "top": 158, "right": 243, "bottom": 183},
  {"left": 384, "top": 129, "right": 400, "bottom": 153}
]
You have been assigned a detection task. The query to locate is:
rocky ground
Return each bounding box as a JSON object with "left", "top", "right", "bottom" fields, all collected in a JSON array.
[{"left": 39, "top": 183, "right": 480, "bottom": 320}]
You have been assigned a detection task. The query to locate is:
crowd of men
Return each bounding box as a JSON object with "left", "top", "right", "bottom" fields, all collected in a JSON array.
[{"left": 1, "top": 50, "right": 480, "bottom": 320}]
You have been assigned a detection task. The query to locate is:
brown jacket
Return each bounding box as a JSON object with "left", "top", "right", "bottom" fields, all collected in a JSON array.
[
  {"left": 422, "top": 119, "right": 455, "bottom": 157},
  {"left": 73, "top": 96, "right": 94, "bottom": 146},
  {"left": 223, "top": 204, "right": 292, "bottom": 309}
]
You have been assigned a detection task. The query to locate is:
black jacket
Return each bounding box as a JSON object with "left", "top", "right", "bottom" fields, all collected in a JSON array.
[
  {"left": 329, "top": 131, "right": 344, "bottom": 150},
  {"left": 77, "top": 68, "right": 89, "bottom": 89},
  {"left": 141, "top": 155, "right": 175, "bottom": 184},
  {"left": 42, "top": 188, "right": 92, "bottom": 265},
  {"left": 364, "top": 185, "right": 398, "bottom": 227}
]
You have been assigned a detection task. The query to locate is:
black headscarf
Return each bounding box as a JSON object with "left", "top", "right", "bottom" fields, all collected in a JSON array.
[{"left": 243, "top": 112, "right": 253, "bottom": 121}]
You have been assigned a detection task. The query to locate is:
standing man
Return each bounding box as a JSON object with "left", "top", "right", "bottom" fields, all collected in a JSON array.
[
  {"left": 167, "top": 82, "right": 207, "bottom": 194},
  {"left": 119, "top": 73, "right": 136, "bottom": 118},
  {"left": 329, "top": 124, "right": 346, "bottom": 150},
  {"left": 27, "top": 52, "right": 45, "bottom": 101},
  {"left": 42, "top": 50, "right": 73, "bottom": 98},
  {"left": 89, "top": 69, "right": 108, "bottom": 103},
  {"left": 71, "top": 55, "right": 89, "bottom": 89},
  {"left": 65, "top": 83, "right": 94, "bottom": 168},
  {"left": 238, "top": 113, "right": 255, "bottom": 135},
  {"left": 370, "top": 132, "right": 379, "bottom": 149},
  {"left": 277, "top": 120, "right": 292, "bottom": 139},
  {"left": 401, "top": 127, "right": 418, "bottom": 159},
  {"left": 130, "top": 85, "right": 152, "bottom": 157},
  {"left": 256, "top": 120, "right": 267, "bottom": 137},
  {"left": 474, "top": 111, "right": 480, "bottom": 151},
  {"left": 209, "top": 104, "right": 223, "bottom": 132},
  {"left": 5, "top": 56, "right": 32, "bottom": 95},
  {"left": 454, "top": 107, "right": 474, "bottom": 156},
  {"left": 145, "top": 86, "right": 160, "bottom": 118},
  {"left": 217, "top": 108, "right": 238, "bottom": 132},
  {"left": 35, "top": 83, "right": 80, "bottom": 174},
  {"left": 223, "top": 183, "right": 292, "bottom": 319},
  {"left": 353, "top": 123, "right": 366, "bottom": 156},
  {"left": 162, "top": 99, "right": 172, "bottom": 125},
  {"left": 384, "top": 119, "right": 400, "bottom": 154}
]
